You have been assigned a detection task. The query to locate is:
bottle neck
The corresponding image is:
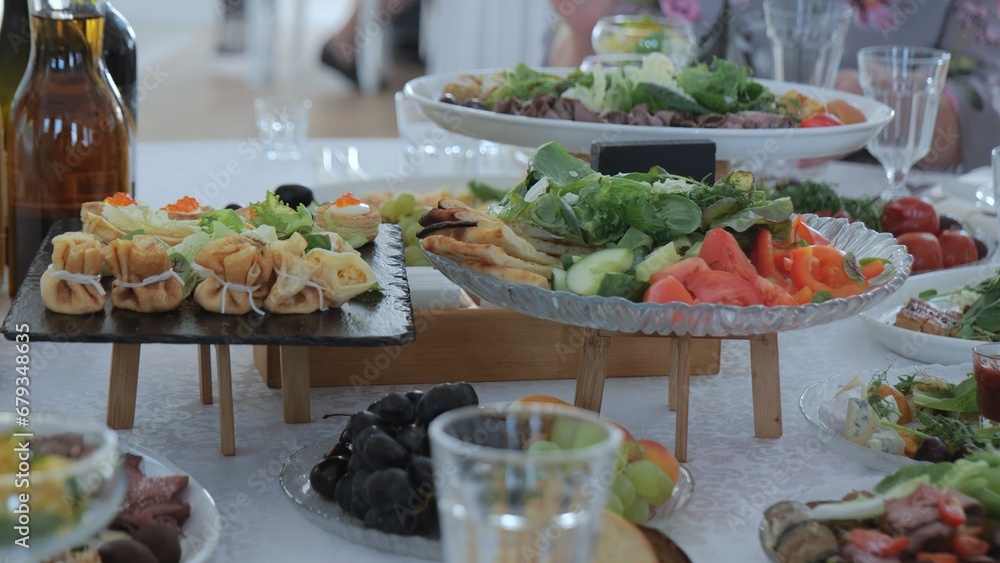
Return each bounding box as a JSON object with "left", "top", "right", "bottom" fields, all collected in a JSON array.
[
  {"left": 4, "top": 0, "right": 30, "bottom": 18},
  {"left": 29, "top": 0, "right": 106, "bottom": 20},
  {"left": 29, "top": 10, "right": 105, "bottom": 72}
]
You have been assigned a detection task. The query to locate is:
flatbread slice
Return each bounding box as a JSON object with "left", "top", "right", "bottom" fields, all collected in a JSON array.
[
  {"left": 421, "top": 236, "right": 553, "bottom": 278},
  {"left": 461, "top": 259, "right": 550, "bottom": 289},
  {"left": 428, "top": 225, "right": 562, "bottom": 266}
]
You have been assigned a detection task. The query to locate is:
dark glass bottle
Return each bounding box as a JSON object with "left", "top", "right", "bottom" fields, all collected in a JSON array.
[
  {"left": 103, "top": 1, "right": 135, "bottom": 128},
  {"left": 0, "top": 0, "right": 31, "bottom": 120},
  {"left": 5, "top": 0, "right": 131, "bottom": 294}
]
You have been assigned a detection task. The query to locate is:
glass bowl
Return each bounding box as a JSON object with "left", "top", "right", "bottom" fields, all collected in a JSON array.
[
  {"left": 591, "top": 15, "right": 697, "bottom": 68},
  {"left": 0, "top": 413, "right": 124, "bottom": 562},
  {"left": 422, "top": 216, "right": 912, "bottom": 337}
]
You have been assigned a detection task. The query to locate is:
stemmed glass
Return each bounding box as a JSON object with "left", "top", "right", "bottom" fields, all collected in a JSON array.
[{"left": 858, "top": 46, "right": 951, "bottom": 200}]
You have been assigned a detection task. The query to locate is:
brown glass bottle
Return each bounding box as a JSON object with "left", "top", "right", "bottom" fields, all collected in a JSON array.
[{"left": 6, "top": 0, "right": 131, "bottom": 294}]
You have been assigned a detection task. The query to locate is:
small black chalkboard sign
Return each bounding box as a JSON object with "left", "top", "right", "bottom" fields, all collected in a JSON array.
[{"left": 591, "top": 140, "right": 717, "bottom": 181}]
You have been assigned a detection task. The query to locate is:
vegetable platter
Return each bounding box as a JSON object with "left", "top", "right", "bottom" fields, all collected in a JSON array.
[{"left": 403, "top": 58, "right": 893, "bottom": 159}]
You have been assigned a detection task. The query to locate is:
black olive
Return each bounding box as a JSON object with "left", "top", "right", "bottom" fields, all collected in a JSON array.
[
  {"left": 974, "top": 237, "right": 989, "bottom": 261},
  {"left": 439, "top": 93, "right": 458, "bottom": 104},
  {"left": 938, "top": 214, "right": 963, "bottom": 231},
  {"left": 133, "top": 523, "right": 182, "bottom": 563},
  {"left": 98, "top": 539, "right": 158, "bottom": 563},
  {"left": 275, "top": 184, "right": 314, "bottom": 209},
  {"left": 914, "top": 436, "right": 951, "bottom": 463},
  {"left": 465, "top": 99, "right": 488, "bottom": 111},
  {"left": 952, "top": 443, "right": 982, "bottom": 460},
  {"left": 225, "top": 203, "right": 242, "bottom": 210}
]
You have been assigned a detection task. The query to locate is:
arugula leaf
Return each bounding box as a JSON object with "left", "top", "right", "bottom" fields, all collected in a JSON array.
[
  {"left": 301, "top": 233, "right": 333, "bottom": 253},
  {"left": 250, "top": 191, "right": 314, "bottom": 238},
  {"left": 526, "top": 142, "right": 594, "bottom": 187},
  {"left": 913, "top": 376, "right": 979, "bottom": 413},
  {"left": 631, "top": 82, "right": 710, "bottom": 114},
  {"left": 198, "top": 209, "right": 246, "bottom": 234},
  {"left": 811, "top": 290, "right": 833, "bottom": 303},
  {"left": 121, "top": 229, "right": 145, "bottom": 241},
  {"left": 467, "top": 180, "right": 509, "bottom": 202},
  {"left": 675, "top": 58, "right": 774, "bottom": 113}
]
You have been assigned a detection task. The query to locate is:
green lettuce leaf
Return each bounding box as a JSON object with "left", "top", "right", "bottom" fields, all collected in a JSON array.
[
  {"left": 198, "top": 209, "right": 246, "bottom": 234},
  {"left": 913, "top": 377, "right": 979, "bottom": 413},
  {"left": 250, "top": 191, "right": 313, "bottom": 238}
]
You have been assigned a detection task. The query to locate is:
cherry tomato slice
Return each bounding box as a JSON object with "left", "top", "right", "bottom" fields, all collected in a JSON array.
[
  {"left": 916, "top": 554, "right": 958, "bottom": 563},
  {"left": 953, "top": 534, "right": 989, "bottom": 558},
  {"left": 799, "top": 112, "right": 843, "bottom": 128},
  {"left": 789, "top": 216, "right": 831, "bottom": 247},
  {"left": 938, "top": 493, "right": 966, "bottom": 527},
  {"left": 699, "top": 229, "right": 758, "bottom": 283},
  {"left": 644, "top": 276, "right": 695, "bottom": 305},
  {"left": 751, "top": 228, "right": 775, "bottom": 278},
  {"left": 650, "top": 257, "right": 710, "bottom": 286},
  {"left": 849, "top": 529, "right": 909, "bottom": 557}
]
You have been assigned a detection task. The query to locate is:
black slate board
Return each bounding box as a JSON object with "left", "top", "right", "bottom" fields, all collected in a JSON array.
[
  {"left": 591, "top": 140, "right": 717, "bottom": 181},
  {"left": 1, "top": 220, "right": 415, "bottom": 347}
]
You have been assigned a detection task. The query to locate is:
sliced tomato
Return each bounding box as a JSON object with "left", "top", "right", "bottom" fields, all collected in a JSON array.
[
  {"left": 751, "top": 228, "right": 775, "bottom": 278},
  {"left": 699, "top": 228, "right": 757, "bottom": 282},
  {"left": 644, "top": 276, "right": 695, "bottom": 305},
  {"left": 650, "top": 257, "right": 710, "bottom": 286},
  {"left": 773, "top": 248, "right": 793, "bottom": 275},
  {"left": 799, "top": 112, "right": 842, "bottom": 128},
  {"left": 789, "top": 216, "right": 831, "bottom": 247},
  {"left": 849, "top": 529, "right": 909, "bottom": 557},
  {"left": 938, "top": 493, "right": 966, "bottom": 527},
  {"left": 753, "top": 276, "right": 796, "bottom": 306},
  {"left": 953, "top": 534, "right": 989, "bottom": 558},
  {"left": 916, "top": 554, "right": 958, "bottom": 563},
  {"left": 685, "top": 270, "right": 761, "bottom": 306}
]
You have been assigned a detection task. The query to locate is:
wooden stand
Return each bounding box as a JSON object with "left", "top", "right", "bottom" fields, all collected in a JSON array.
[
  {"left": 573, "top": 329, "right": 782, "bottom": 462},
  {"left": 106, "top": 342, "right": 314, "bottom": 456}
]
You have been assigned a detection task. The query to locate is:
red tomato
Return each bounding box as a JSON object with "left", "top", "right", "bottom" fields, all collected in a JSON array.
[
  {"left": 881, "top": 197, "right": 939, "bottom": 236},
  {"left": 751, "top": 228, "right": 775, "bottom": 278},
  {"left": 849, "top": 529, "right": 909, "bottom": 557},
  {"left": 953, "top": 534, "right": 989, "bottom": 558},
  {"left": 699, "top": 229, "right": 757, "bottom": 282},
  {"left": 897, "top": 232, "right": 944, "bottom": 273},
  {"left": 799, "top": 112, "right": 842, "bottom": 128},
  {"left": 916, "top": 555, "right": 958, "bottom": 563},
  {"left": 685, "top": 270, "right": 761, "bottom": 306},
  {"left": 937, "top": 230, "right": 978, "bottom": 268},
  {"left": 753, "top": 276, "right": 797, "bottom": 306},
  {"left": 649, "top": 257, "right": 710, "bottom": 286},
  {"left": 644, "top": 276, "right": 695, "bottom": 305},
  {"left": 789, "top": 216, "right": 832, "bottom": 247},
  {"left": 937, "top": 493, "right": 966, "bottom": 527}
]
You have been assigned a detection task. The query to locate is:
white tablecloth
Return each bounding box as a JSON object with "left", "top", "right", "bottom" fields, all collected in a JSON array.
[{"left": 0, "top": 139, "right": 988, "bottom": 562}]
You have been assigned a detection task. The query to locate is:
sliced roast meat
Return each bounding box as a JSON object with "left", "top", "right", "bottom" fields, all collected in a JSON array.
[
  {"left": 740, "top": 111, "right": 795, "bottom": 129},
  {"left": 493, "top": 97, "right": 521, "bottom": 115},
  {"left": 569, "top": 99, "right": 601, "bottom": 122},
  {"left": 882, "top": 483, "right": 943, "bottom": 535},
  {"left": 114, "top": 500, "right": 192, "bottom": 535},
  {"left": 601, "top": 110, "right": 629, "bottom": 124},
  {"left": 520, "top": 94, "right": 558, "bottom": 118},
  {"left": 905, "top": 521, "right": 953, "bottom": 553},
  {"left": 548, "top": 98, "right": 575, "bottom": 120}
]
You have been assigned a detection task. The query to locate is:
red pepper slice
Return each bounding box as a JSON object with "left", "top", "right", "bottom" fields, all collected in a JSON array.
[
  {"left": 790, "top": 247, "right": 831, "bottom": 293},
  {"left": 751, "top": 228, "right": 775, "bottom": 278}
]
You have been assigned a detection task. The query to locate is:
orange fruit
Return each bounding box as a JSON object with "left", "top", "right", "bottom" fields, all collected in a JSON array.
[{"left": 514, "top": 394, "right": 571, "bottom": 406}]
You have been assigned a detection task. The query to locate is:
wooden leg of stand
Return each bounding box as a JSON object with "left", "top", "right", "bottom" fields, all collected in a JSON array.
[
  {"left": 198, "top": 344, "right": 213, "bottom": 405},
  {"left": 672, "top": 335, "right": 692, "bottom": 463},
  {"left": 215, "top": 345, "right": 236, "bottom": 456},
  {"left": 107, "top": 343, "right": 141, "bottom": 430},
  {"left": 750, "top": 332, "right": 782, "bottom": 438},
  {"left": 573, "top": 329, "right": 611, "bottom": 413},
  {"left": 280, "top": 346, "right": 311, "bottom": 423},
  {"left": 668, "top": 343, "right": 679, "bottom": 412}
]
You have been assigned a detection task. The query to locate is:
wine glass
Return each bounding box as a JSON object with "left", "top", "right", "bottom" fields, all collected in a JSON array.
[{"left": 858, "top": 46, "right": 951, "bottom": 200}]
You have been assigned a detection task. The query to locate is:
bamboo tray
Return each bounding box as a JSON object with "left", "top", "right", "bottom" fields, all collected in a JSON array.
[{"left": 253, "top": 305, "right": 721, "bottom": 387}]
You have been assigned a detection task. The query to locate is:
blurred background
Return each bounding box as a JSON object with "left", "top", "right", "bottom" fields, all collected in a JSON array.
[{"left": 118, "top": 0, "right": 554, "bottom": 141}]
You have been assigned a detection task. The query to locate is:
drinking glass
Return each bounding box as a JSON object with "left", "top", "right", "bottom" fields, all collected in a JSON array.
[
  {"left": 429, "top": 404, "right": 623, "bottom": 563},
  {"left": 858, "top": 46, "right": 951, "bottom": 199},
  {"left": 974, "top": 343, "right": 1000, "bottom": 425},
  {"left": 763, "top": 0, "right": 853, "bottom": 88},
  {"left": 394, "top": 91, "right": 475, "bottom": 175},
  {"left": 254, "top": 96, "right": 312, "bottom": 160},
  {"left": 993, "top": 146, "right": 1000, "bottom": 259},
  {"left": 592, "top": 15, "right": 697, "bottom": 70}
]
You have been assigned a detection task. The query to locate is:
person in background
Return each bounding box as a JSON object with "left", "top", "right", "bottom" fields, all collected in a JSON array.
[
  {"left": 320, "top": 0, "right": 418, "bottom": 86},
  {"left": 547, "top": 0, "right": 1000, "bottom": 170}
]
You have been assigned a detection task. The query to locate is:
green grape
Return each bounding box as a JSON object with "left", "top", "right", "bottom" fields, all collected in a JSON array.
[
  {"left": 549, "top": 418, "right": 578, "bottom": 450},
  {"left": 412, "top": 205, "right": 430, "bottom": 219},
  {"left": 395, "top": 193, "right": 417, "bottom": 216},
  {"left": 397, "top": 216, "right": 417, "bottom": 233},
  {"left": 625, "top": 460, "right": 672, "bottom": 506},
  {"left": 611, "top": 473, "right": 636, "bottom": 507},
  {"left": 622, "top": 498, "right": 649, "bottom": 525},
  {"left": 379, "top": 199, "right": 399, "bottom": 223},
  {"left": 613, "top": 447, "right": 628, "bottom": 474},
  {"left": 403, "top": 223, "right": 422, "bottom": 246},
  {"left": 605, "top": 493, "right": 623, "bottom": 515},
  {"left": 570, "top": 424, "right": 607, "bottom": 449},
  {"left": 527, "top": 440, "right": 561, "bottom": 454},
  {"left": 404, "top": 246, "right": 424, "bottom": 266}
]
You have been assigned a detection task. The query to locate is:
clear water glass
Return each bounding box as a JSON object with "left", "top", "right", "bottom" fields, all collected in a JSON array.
[
  {"left": 763, "top": 0, "right": 853, "bottom": 88},
  {"left": 858, "top": 46, "right": 950, "bottom": 199},
  {"left": 429, "top": 404, "right": 623, "bottom": 563},
  {"left": 254, "top": 96, "right": 312, "bottom": 160},
  {"left": 394, "top": 91, "right": 477, "bottom": 175}
]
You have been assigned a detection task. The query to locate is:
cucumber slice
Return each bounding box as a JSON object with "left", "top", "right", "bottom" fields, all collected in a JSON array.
[
  {"left": 632, "top": 246, "right": 650, "bottom": 270},
  {"left": 566, "top": 248, "right": 634, "bottom": 296},
  {"left": 597, "top": 273, "right": 649, "bottom": 301},
  {"left": 635, "top": 242, "right": 681, "bottom": 282},
  {"left": 561, "top": 254, "right": 583, "bottom": 270},
  {"left": 552, "top": 268, "right": 569, "bottom": 292},
  {"left": 684, "top": 241, "right": 702, "bottom": 258},
  {"left": 616, "top": 227, "right": 654, "bottom": 251}
]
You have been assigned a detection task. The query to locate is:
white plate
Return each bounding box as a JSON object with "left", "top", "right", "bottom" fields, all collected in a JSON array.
[
  {"left": 404, "top": 70, "right": 894, "bottom": 160},
  {"left": 312, "top": 174, "right": 523, "bottom": 204},
  {"left": 859, "top": 264, "right": 998, "bottom": 364},
  {"left": 939, "top": 166, "right": 995, "bottom": 211},
  {"left": 124, "top": 442, "right": 221, "bottom": 563},
  {"left": 799, "top": 364, "right": 973, "bottom": 472}
]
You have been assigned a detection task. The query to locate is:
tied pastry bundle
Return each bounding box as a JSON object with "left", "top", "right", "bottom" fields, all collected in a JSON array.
[
  {"left": 103, "top": 235, "right": 185, "bottom": 313},
  {"left": 40, "top": 232, "right": 106, "bottom": 315},
  {"left": 265, "top": 232, "right": 377, "bottom": 314},
  {"left": 193, "top": 234, "right": 275, "bottom": 315}
]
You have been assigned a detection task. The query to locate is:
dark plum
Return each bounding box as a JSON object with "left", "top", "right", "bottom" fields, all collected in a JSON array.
[
  {"left": 98, "top": 540, "right": 158, "bottom": 563},
  {"left": 914, "top": 436, "right": 951, "bottom": 463},
  {"left": 953, "top": 443, "right": 983, "bottom": 460},
  {"left": 974, "top": 237, "right": 989, "bottom": 261},
  {"left": 132, "top": 523, "right": 182, "bottom": 563},
  {"left": 371, "top": 392, "right": 416, "bottom": 426},
  {"left": 452, "top": 382, "right": 479, "bottom": 407},
  {"left": 411, "top": 506, "right": 440, "bottom": 536},
  {"left": 938, "top": 214, "right": 963, "bottom": 231},
  {"left": 309, "top": 455, "right": 349, "bottom": 499},
  {"left": 416, "top": 384, "right": 466, "bottom": 426}
]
